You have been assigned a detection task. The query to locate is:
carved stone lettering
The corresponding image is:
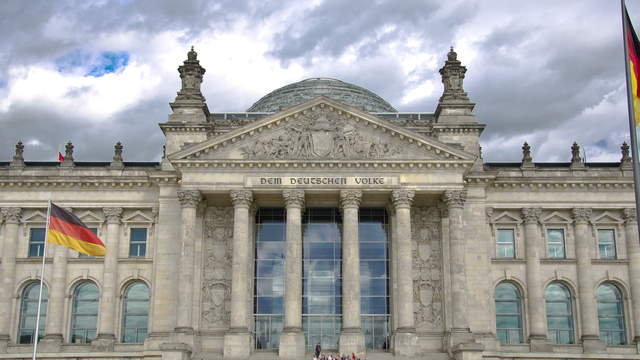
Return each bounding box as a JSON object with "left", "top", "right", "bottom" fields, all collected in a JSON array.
[
  {"left": 201, "top": 206, "right": 233, "bottom": 329},
  {"left": 411, "top": 206, "right": 443, "bottom": 330}
]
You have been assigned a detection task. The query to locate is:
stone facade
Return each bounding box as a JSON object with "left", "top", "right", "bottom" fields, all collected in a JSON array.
[{"left": 0, "top": 47, "right": 638, "bottom": 360}]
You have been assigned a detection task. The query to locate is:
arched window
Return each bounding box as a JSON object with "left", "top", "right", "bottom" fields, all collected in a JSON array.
[
  {"left": 122, "top": 282, "right": 150, "bottom": 343},
  {"left": 495, "top": 282, "right": 523, "bottom": 344},
  {"left": 597, "top": 283, "right": 626, "bottom": 345},
  {"left": 18, "top": 283, "right": 48, "bottom": 344},
  {"left": 545, "top": 283, "right": 574, "bottom": 344},
  {"left": 70, "top": 282, "right": 99, "bottom": 343}
]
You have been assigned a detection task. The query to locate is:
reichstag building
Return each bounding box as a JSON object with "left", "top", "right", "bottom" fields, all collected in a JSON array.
[{"left": 0, "top": 48, "right": 638, "bottom": 360}]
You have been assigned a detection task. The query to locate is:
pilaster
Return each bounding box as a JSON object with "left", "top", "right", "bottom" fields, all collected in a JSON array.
[
  {"left": 94, "top": 207, "right": 123, "bottom": 350},
  {"left": 622, "top": 209, "right": 640, "bottom": 345},
  {"left": 0, "top": 208, "right": 21, "bottom": 346},
  {"left": 573, "top": 208, "right": 606, "bottom": 352}
]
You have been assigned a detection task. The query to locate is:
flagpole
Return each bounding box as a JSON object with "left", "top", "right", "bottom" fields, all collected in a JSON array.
[
  {"left": 31, "top": 200, "right": 51, "bottom": 360},
  {"left": 621, "top": 0, "right": 640, "bottom": 237}
]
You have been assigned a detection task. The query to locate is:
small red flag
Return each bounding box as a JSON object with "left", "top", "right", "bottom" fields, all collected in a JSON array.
[{"left": 58, "top": 152, "right": 64, "bottom": 161}]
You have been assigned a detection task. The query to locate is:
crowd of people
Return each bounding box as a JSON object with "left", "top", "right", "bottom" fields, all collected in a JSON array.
[{"left": 314, "top": 343, "right": 360, "bottom": 360}]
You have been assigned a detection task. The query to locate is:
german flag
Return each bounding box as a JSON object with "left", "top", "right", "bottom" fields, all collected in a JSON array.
[
  {"left": 47, "top": 203, "right": 106, "bottom": 256},
  {"left": 625, "top": 5, "right": 640, "bottom": 128}
]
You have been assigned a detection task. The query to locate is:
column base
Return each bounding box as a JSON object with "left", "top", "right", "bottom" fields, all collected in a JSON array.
[
  {"left": 581, "top": 335, "right": 606, "bottom": 353},
  {"left": 279, "top": 329, "right": 305, "bottom": 360},
  {"left": 92, "top": 333, "right": 116, "bottom": 351},
  {"left": 339, "top": 328, "right": 365, "bottom": 356},
  {"left": 448, "top": 328, "right": 474, "bottom": 347},
  {"left": 223, "top": 330, "right": 252, "bottom": 360},
  {"left": 452, "top": 342, "right": 484, "bottom": 360},
  {"left": 0, "top": 334, "right": 9, "bottom": 353},
  {"left": 160, "top": 342, "right": 192, "bottom": 360},
  {"left": 392, "top": 328, "right": 417, "bottom": 357},
  {"left": 528, "top": 335, "right": 553, "bottom": 352},
  {"left": 39, "top": 334, "right": 63, "bottom": 352}
]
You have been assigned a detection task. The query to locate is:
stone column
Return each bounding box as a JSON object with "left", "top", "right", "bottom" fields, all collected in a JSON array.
[
  {"left": 623, "top": 208, "right": 640, "bottom": 344},
  {"left": 391, "top": 189, "right": 417, "bottom": 356},
  {"left": 224, "top": 190, "right": 253, "bottom": 360},
  {"left": 175, "top": 190, "right": 202, "bottom": 333},
  {"left": 521, "top": 208, "right": 551, "bottom": 351},
  {"left": 0, "top": 208, "right": 21, "bottom": 348},
  {"left": 279, "top": 190, "right": 305, "bottom": 359},
  {"left": 443, "top": 190, "right": 474, "bottom": 344},
  {"left": 339, "top": 190, "right": 365, "bottom": 355},
  {"left": 94, "top": 207, "right": 123, "bottom": 349},
  {"left": 573, "top": 208, "right": 605, "bottom": 352}
]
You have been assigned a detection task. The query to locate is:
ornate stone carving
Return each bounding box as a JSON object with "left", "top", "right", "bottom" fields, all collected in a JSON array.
[
  {"left": 201, "top": 207, "right": 233, "bottom": 329},
  {"left": 391, "top": 189, "right": 415, "bottom": 208},
  {"left": 439, "top": 47, "right": 469, "bottom": 102},
  {"left": 340, "top": 190, "right": 362, "bottom": 209},
  {"left": 570, "top": 142, "right": 584, "bottom": 168},
  {"left": 411, "top": 206, "right": 443, "bottom": 330},
  {"left": 103, "top": 207, "right": 123, "bottom": 224},
  {"left": 572, "top": 208, "right": 592, "bottom": 224},
  {"left": 623, "top": 208, "right": 637, "bottom": 224},
  {"left": 621, "top": 142, "right": 632, "bottom": 169},
  {"left": 485, "top": 207, "right": 494, "bottom": 223},
  {"left": 442, "top": 190, "right": 466, "bottom": 209},
  {"left": 178, "top": 190, "right": 202, "bottom": 208},
  {"left": 1, "top": 207, "right": 22, "bottom": 224},
  {"left": 229, "top": 190, "right": 253, "bottom": 208},
  {"left": 521, "top": 208, "right": 542, "bottom": 224},
  {"left": 12, "top": 141, "right": 24, "bottom": 165},
  {"left": 283, "top": 190, "right": 305, "bottom": 208},
  {"left": 112, "top": 142, "right": 123, "bottom": 162},
  {"left": 174, "top": 46, "right": 206, "bottom": 102},
  {"left": 521, "top": 142, "right": 534, "bottom": 168},
  {"left": 64, "top": 141, "right": 74, "bottom": 162},
  {"left": 240, "top": 108, "right": 403, "bottom": 160}
]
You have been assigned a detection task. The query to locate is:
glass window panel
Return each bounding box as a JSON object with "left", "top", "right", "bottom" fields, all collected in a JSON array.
[
  {"left": 360, "top": 261, "right": 387, "bottom": 278},
  {"left": 257, "top": 223, "right": 285, "bottom": 242},
  {"left": 546, "top": 302, "right": 571, "bottom": 315},
  {"left": 256, "top": 260, "right": 284, "bottom": 278},
  {"left": 547, "top": 316, "right": 572, "bottom": 329},
  {"left": 129, "top": 228, "right": 147, "bottom": 257},
  {"left": 359, "top": 223, "right": 387, "bottom": 242},
  {"left": 495, "top": 301, "right": 520, "bottom": 314},
  {"left": 597, "top": 284, "right": 626, "bottom": 345},
  {"left": 359, "top": 242, "right": 386, "bottom": 259},
  {"left": 18, "top": 283, "right": 47, "bottom": 344},
  {"left": 305, "top": 242, "right": 336, "bottom": 259},
  {"left": 497, "top": 244, "right": 514, "bottom": 258},
  {"left": 122, "top": 282, "right": 149, "bottom": 343},
  {"left": 495, "top": 283, "right": 522, "bottom": 345},
  {"left": 496, "top": 315, "right": 520, "bottom": 329},
  {"left": 256, "top": 242, "right": 285, "bottom": 259},
  {"left": 495, "top": 283, "right": 519, "bottom": 300},
  {"left": 29, "top": 228, "right": 46, "bottom": 257},
  {"left": 496, "top": 229, "right": 515, "bottom": 258},
  {"left": 597, "top": 230, "right": 617, "bottom": 259}
]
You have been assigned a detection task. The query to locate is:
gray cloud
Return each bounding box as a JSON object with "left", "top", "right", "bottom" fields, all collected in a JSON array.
[{"left": 1, "top": 0, "right": 639, "bottom": 163}]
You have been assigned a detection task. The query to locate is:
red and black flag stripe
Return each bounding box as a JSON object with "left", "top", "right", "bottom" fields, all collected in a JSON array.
[
  {"left": 48, "top": 203, "right": 106, "bottom": 256},
  {"left": 625, "top": 4, "right": 640, "bottom": 127}
]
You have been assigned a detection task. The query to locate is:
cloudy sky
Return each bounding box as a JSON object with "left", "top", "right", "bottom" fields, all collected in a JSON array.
[{"left": 1, "top": 0, "right": 639, "bottom": 163}]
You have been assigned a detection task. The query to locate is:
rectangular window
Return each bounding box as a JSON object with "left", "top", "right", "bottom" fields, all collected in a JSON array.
[
  {"left": 129, "top": 228, "right": 147, "bottom": 257},
  {"left": 546, "top": 229, "right": 566, "bottom": 259},
  {"left": 496, "top": 229, "right": 515, "bottom": 258},
  {"left": 597, "top": 229, "right": 617, "bottom": 259},
  {"left": 28, "top": 228, "right": 46, "bottom": 257},
  {"left": 79, "top": 228, "right": 98, "bottom": 258}
]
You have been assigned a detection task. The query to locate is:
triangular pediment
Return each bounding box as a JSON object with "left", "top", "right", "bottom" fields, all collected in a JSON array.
[
  {"left": 169, "top": 97, "right": 475, "bottom": 166},
  {"left": 123, "top": 210, "right": 154, "bottom": 223},
  {"left": 491, "top": 211, "right": 522, "bottom": 224},
  {"left": 542, "top": 211, "right": 572, "bottom": 224},
  {"left": 592, "top": 211, "right": 623, "bottom": 224},
  {"left": 76, "top": 210, "right": 103, "bottom": 224}
]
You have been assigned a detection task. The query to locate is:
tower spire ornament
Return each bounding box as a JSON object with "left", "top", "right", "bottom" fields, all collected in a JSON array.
[
  {"left": 168, "top": 46, "right": 209, "bottom": 123},
  {"left": 570, "top": 142, "right": 584, "bottom": 169},
  {"left": 435, "top": 47, "right": 476, "bottom": 121},
  {"left": 621, "top": 141, "right": 632, "bottom": 169}
]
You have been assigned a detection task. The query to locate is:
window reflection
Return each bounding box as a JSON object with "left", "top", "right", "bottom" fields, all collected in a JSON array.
[
  {"left": 254, "top": 208, "right": 285, "bottom": 350},
  {"left": 303, "top": 208, "right": 342, "bottom": 350},
  {"left": 359, "top": 208, "right": 390, "bottom": 350}
]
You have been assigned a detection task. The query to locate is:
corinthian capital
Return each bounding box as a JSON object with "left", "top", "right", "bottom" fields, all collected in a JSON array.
[
  {"left": 283, "top": 190, "right": 305, "bottom": 208},
  {"left": 623, "top": 208, "right": 637, "bottom": 225},
  {"left": 230, "top": 190, "right": 253, "bottom": 208},
  {"left": 521, "top": 207, "right": 542, "bottom": 224},
  {"left": 1, "top": 207, "right": 22, "bottom": 224},
  {"left": 391, "top": 189, "right": 415, "bottom": 208},
  {"left": 103, "top": 207, "right": 123, "bottom": 224},
  {"left": 178, "top": 190, "right": 202, "bottom": 208},
  {"left": 572, "top": 208, "right": 592, "bottom": 224},
  {"left": 340, "top": 190, "right": 362, "bottom": 209},
  {"left": 443, "top": 190, "right": 467, "bottom": 209}
]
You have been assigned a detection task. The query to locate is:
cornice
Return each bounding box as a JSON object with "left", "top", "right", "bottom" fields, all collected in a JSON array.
[
  {"left": 489, "top": 180, "right": 633, "bottom": 191},
  {"left": 159, "top": 123, "right": 212, "bottom": 134},
  {"left": 0, "top": 177, "right": 152, "bottom": 189},
  {"left": 172, "top": 159, "right": 473, "bottom": 170}
]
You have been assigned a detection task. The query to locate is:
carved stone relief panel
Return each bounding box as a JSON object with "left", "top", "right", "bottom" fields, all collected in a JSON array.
[
  {"left": 411, "top": 206, "right": 444, "bottom": 331},
  {"left": 201, "top": 206, "right": 233, "bottom": 330}
]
